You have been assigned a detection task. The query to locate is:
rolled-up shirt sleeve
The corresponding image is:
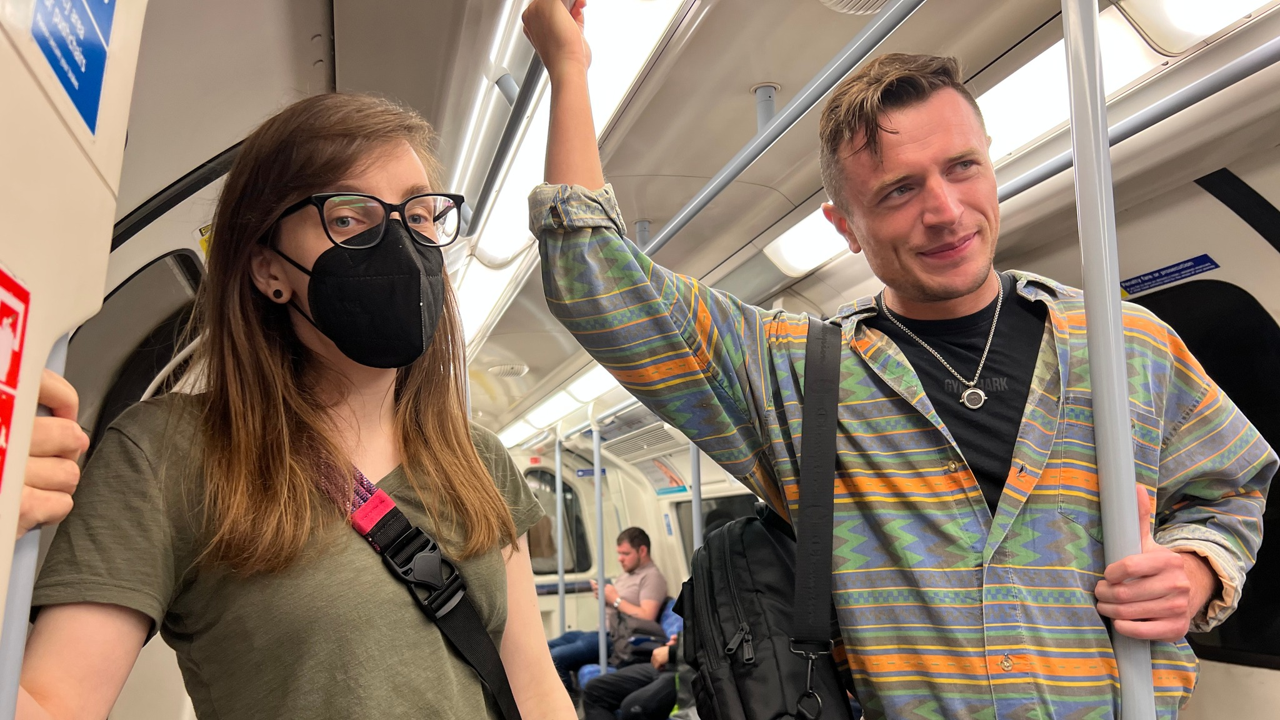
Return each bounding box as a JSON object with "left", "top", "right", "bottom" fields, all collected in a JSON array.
[{"left": 1151, "top": 323, "right": 1275, "bottom": 632}]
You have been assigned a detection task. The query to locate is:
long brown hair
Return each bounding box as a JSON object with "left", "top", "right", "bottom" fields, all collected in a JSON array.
[{"left": 190, "top": 93, "right": 516, "bottom": 574}]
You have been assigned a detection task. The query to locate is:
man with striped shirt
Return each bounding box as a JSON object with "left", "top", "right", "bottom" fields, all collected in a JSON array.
[{"left": 521, "top": 1, "right": 1274, "bottom": 717}]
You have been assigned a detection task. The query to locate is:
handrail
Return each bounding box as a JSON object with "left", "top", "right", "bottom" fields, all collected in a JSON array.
[
  {"left": 142, "top": 334, "right": 203, "bottom": 401},
  {"left": 998, "top": 32, "right": 1280, "bottom": 202},
  {"left": 0, "top": 336, "right": 69, "bottom": 714},
  {"left": 690, "top": 441, "right": 703, "bottom": 551},
  {"left": 562, "top": 397, "right": 643, "bottom": 438},
  {"left": 465, "top": 55, "right": 545, "bottom": 253},
  {"left": 588, "top": 404, "right": 608, "bottom": 670},
  {"left": 554, "top": 425, "right": 567, "bottom": 636},
  {"left": 112, "top": 143, "right": 240, "bottom": 251},
  {"left": 642, "top": 0, "right": 927, "bottom": 255},
  {"left": 1060, "top": 1, "right": 1155, "bottom": 717}
]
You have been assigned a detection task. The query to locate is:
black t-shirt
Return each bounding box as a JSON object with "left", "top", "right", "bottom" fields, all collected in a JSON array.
[{"left": 865, "top": 273, "right": 1047, "bottom": 513}]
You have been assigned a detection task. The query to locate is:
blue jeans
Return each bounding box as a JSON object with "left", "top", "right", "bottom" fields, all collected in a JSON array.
[{"left": 548, "top": 630, "right": 611, "bottom": 690}]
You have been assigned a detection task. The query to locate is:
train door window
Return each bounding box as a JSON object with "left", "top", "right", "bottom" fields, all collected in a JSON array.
[
  {"left": 1133, "top": 279, "right": 1280, "bottom": 668},
  {"left": 66, "top": 251, "right": 202, "bottom": 454},
  {"left": 674, "top": 493, "right": 760, "bottom": 565},
  {"left": 524, "top": 468, "right": 592, "bottom": 575}
]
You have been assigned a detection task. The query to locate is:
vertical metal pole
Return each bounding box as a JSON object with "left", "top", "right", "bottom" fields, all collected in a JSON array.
[
  {"left": 636, "top": 220, "right": 651, "bottom": 247},
  {"left": 754, "top": 83, "right": 778, "bottom": 134},
  {"left": 555, "top": 428, "right": 566, "bottom": 636},
  {"left": 1060, "top": 2, "right": 1157, "bottom": 719},
  {"left": 0, "top": 334, "right": 70, "bottom": 717},
  {"left": 643, "top": 0, "right": 927, "bottom": 256},
  {"left": 690, "top": 441, "right": 704, "bottom": 550},
  {"left": 592, "top": 427, "right": 607, "bottom": 669}
]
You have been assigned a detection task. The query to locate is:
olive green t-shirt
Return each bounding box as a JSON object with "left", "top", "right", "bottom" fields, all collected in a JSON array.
[{"left": 32, "top": 394, "right": 545, "bottom": 719}]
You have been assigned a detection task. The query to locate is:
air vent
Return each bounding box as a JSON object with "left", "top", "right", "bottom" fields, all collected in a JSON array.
[
  {"left": 488, "top": 363, "right": 529, "bottom": 378},
  {"left": 820, "top": 0, "right": 889, "bottom": 14},
  {"left": 602, "top": 422, "right": 689, "bottom": 464}
]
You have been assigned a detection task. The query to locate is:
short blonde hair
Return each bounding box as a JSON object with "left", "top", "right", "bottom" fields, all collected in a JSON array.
[{"left": 818, "top": 53, "right": 984, "bottom": 208}]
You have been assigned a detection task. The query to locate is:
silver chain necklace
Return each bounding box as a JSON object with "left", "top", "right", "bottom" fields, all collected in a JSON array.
[{"left": 879, "top": 279, "right": 1004, "bottom": 411}]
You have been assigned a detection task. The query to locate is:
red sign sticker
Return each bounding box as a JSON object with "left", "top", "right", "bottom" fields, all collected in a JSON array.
[{"left": 0, "top": 265, "right": 30, "bottom": 493}]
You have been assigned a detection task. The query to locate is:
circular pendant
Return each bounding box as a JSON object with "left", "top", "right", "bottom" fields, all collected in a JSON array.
[{"left": 960, "top": 387, "right": 986, "bottom": 410}]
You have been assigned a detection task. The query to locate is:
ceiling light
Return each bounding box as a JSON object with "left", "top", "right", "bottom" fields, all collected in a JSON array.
[
  {"left": 1118, "top": 0, "right": 1270, "bottom": 54},
  {"left": 978, "top": 6, "right": 1165, "bottom": 161},
  {"left": 567, "top": 364, "right": 621, "bottom": 402},
  {"left": 498, "top": 420, "right": 537, "bottom": 447},
  {"left": 527, "top": 390, "right": 583, "bottom": 428},
  {"left": 465, "top": 0, "right": 688, "bottom": 348},
  {"left": 763, "top": 209, "right": 848, "bottom": 277},
  {"left": 584, "top": 0, "right": 687, "bottom": 136}
]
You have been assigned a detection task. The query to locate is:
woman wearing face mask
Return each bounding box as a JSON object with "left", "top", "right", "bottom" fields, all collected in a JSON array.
[{"left": 18, "top": 94, "right": 576, "bottom": 720}]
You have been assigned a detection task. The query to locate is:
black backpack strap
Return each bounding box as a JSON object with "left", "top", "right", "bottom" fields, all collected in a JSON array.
[
  {"left": 357, "top": 495, "right": 523, "bottom": 720},
  {"left": 791, "top": 317, "right": 842, "bottom": 716}
]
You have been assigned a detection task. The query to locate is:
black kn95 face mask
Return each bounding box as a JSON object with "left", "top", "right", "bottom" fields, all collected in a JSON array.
[{"left": 274, "top": 222, "right": 446, "bottom": 369}]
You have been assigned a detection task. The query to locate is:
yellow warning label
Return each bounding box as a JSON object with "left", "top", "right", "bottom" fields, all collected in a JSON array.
[{"left": 193, "top": 223, "right": 213, "bottom": 257}]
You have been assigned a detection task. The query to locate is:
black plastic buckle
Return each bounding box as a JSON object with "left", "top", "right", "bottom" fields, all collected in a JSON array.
[
  {"left": 790, "top": 639, "right": 833, "bottom": 720},
  {"left": 382, "top": 527, "right": 467, "bottom": 620}
]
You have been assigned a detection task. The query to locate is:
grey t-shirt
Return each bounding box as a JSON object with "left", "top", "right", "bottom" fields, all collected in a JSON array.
[
  {"left": 33, "top": 394, "right": 545, "bottom": 719},
  {"left": 607, "top": 560, "right": 669, "bottom": 633}
]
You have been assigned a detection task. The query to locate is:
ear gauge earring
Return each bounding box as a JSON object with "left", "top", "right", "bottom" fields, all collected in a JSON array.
[{"left": 272, "top": 289, "right": 284, "bottom": 300}]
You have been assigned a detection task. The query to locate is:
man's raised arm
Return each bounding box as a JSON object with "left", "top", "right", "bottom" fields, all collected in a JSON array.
[{"left": 522, "top": 0, "right": 805, "bottom": 513}]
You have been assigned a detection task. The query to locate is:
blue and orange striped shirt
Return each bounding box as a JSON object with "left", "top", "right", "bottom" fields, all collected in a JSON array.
[{"left": 530, "top": 184, "right": 1275, "bottom": 720}]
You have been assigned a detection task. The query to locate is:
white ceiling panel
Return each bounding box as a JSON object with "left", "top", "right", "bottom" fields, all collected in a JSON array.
[{"left": 118, "top": 0, "right": 333, "bottom": 220}]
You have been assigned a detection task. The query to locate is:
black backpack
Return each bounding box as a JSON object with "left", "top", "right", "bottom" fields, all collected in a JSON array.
[{"left": 675, "top": 318, "right": 853, "bottom": 720}]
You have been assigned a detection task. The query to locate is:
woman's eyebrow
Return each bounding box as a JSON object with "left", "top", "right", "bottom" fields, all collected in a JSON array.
[{"left": 324, "top": 184, "right": 435, "bottom": 199}]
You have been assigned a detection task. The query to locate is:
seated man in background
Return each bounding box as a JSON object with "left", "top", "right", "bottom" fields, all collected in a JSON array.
[
  {"left": 548, "top": 527, "right": 669, "bottom": 691},
  {"left": 583, "top": 634, "right": 680, "bottom": 720}
]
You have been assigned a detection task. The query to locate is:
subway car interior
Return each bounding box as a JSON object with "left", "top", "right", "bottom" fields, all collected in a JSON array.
[{"left": 3, "top": 0, "right": 1280, "bottom": 718}]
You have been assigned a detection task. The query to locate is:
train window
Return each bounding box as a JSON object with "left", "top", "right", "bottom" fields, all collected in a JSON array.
[
  {"left": 674, "top": 493, "right": 760, "bottom": 565},
  {"left": 66, "top": 251, "right": 202, "bottom": 454},
  {"left": 523, "top": 468, "right": 593, "bottom": 575},
  {"left": 1133, "top": 279, "right": 1280, "bottom": 668}
]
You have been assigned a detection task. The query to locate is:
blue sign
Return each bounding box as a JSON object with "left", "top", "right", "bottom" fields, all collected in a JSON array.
[
  {"left": 576, "top": 468, "right": 606, "bottom": 477},
  {"left": 1120, "top": 254, "right": 1219, "bottom": 297},
  {"left": 80, "top": 0, "right": 114, "bottom": 45},
  {"left": 30, "top": 0, "right": 116, "bottom": 133}
]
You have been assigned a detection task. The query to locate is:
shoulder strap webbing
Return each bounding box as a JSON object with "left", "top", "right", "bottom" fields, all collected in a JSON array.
[
  {"left": 353, "top": 489, "right": 523, "bottom": 720},
  {"left": 793, "top": 317, "right": 842, "bottom": 648}
]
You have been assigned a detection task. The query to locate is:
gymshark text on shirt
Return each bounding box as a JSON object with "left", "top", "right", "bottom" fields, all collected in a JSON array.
[{"left": 943, "top": 376, "right": 1010, "bottom": 394}]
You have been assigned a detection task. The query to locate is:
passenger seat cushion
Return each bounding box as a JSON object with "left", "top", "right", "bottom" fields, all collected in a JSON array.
[
  {"left": 578, "top": 663, "right": 615, "bottom": 686},
  {"left": 659, "top": 597, "right": 682, "bottom": 638}
]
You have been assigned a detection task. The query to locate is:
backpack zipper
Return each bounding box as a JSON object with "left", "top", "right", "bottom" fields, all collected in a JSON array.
[
  {"left": 721, "top": 533, "right": 755, "bottom": 664},
  {"left": 692, "top": 546, "right": 726, "bottom": 669}
]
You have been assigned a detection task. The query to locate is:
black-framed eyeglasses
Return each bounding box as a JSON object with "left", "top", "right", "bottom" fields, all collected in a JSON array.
[{"left": 280, "top": 192, "right": 465, "bottom": 249}]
